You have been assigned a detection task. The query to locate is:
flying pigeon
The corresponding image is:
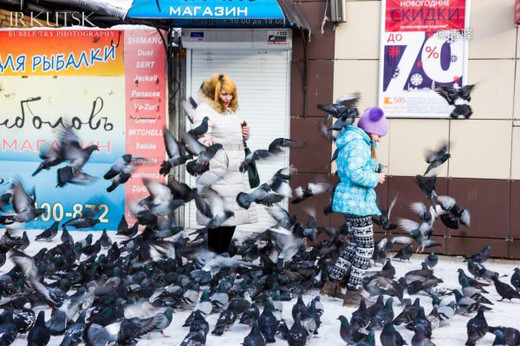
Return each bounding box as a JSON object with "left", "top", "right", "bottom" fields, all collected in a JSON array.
[
  {"left": 424, "top": 143, "right": 450, "bottom": 176},
  {"left": 435, "top": 84, "right": 475, "bottom": 119}
]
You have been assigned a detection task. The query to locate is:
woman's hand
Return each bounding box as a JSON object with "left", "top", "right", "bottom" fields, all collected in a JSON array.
[
  {"left": 378, "top": 172, "right": 386, "bottom": 184},
  {"left": 204, "top": 140, "right": 213, "bottom": 147},
  {"left": 241, "top": 121, "right": 250, "bottom": 139}
]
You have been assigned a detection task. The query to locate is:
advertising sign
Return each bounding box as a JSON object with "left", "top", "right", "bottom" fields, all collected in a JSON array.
[
  {"left": 516, "top": 0, "right": 520, "bottom": 26},
  {"left": 126, "top": 0, "right": 287, "bottom": 27},
  {"left": 379, "top": 0, "right": 471, "bottom": 118},
  {"left": 0, "top": 29, "right": 166, "bottom": 230}
]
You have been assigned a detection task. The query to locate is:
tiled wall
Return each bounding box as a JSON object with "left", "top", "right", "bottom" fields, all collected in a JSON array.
[
  {"left": 327, "top": 0, "right": 520, "bottom": 258},
  {"left": 288, "top": 1, "right": 338, "bottom": 225}
]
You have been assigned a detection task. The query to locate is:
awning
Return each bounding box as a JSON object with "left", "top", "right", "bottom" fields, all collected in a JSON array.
[{"left": 125, "top": 0, "right": 311, "bottom": 32}]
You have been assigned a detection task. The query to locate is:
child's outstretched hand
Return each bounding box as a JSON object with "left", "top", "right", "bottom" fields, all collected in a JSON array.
[{"left": 378, "top": 172, "right": 386, "bottom": 184}]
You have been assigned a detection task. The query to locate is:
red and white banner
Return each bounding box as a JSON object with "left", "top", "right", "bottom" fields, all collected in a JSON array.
[
  {"left": 124, "top": 30, "right": 167, "bottom": 219},
  {"left": 379, "top": 0, "right": 471, "bottom": 118}
]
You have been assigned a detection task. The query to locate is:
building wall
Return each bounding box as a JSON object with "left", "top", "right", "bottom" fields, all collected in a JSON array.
[
  {"left": 0, "top": 9, "right": 13, "bottom": 27},
  {"left": 329, "top": 0, "right": 520, "bottom": 258},
  {"left": 289, "top": 1, "right": 339, "bottom": 227}
]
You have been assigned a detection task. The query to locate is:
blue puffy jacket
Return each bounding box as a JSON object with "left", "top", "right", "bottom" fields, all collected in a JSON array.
[{"left": 332, "top": 125, "right": 381, "bottom": 216}]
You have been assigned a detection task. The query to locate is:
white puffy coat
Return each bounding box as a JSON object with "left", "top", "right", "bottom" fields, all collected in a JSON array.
[{"left": 192, "top": 96, "right": 258, "bottom": 227}]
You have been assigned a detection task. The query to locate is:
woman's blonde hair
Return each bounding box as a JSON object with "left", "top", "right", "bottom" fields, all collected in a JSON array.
[{"left": 203, "top": 73, "right": 238, "bottom": 112}]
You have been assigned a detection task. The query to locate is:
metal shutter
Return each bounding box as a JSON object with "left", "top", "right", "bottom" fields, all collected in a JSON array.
[{"left": 185, "top": 47, "right": 291, "bottom": 233}]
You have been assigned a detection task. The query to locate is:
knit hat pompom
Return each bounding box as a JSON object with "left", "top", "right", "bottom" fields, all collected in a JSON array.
[
  {"left": 357, "top": 106, "right": 388, "bottom": 137},
  {"left": 368, "top": 107, "right": 384, "bottom": 122}
]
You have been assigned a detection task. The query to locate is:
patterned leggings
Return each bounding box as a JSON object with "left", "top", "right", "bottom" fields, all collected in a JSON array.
[{"left": 329, "top": 215, "right": 374, "bottom": 289}]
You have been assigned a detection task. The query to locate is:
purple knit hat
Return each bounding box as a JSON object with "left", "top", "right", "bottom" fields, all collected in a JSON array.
[{"left": 357, "top": 107, "right": 388, "bottom": 136}]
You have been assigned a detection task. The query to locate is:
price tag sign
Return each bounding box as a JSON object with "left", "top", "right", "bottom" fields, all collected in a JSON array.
[{"left": 378, "top": 0, "right": 471, "bottom": 118}]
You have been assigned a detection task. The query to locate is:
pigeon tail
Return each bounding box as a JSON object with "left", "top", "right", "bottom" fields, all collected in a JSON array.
[
  {"left": 159, "top": 160, "right": 172, "bottom": 176},
  {"left": 45, "top": 310, "right": 67, "bottom": 335}
]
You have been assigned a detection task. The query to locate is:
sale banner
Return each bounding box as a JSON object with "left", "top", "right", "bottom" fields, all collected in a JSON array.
[
  {"left": 0, "top": 29, "right": 166, "bottom": 231},
  {"left": 378, "top": 0, "right": 471, "bottom": 118}
]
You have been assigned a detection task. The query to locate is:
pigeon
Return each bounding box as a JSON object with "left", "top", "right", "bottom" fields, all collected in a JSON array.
[
  {"left": 491, "top": 329, "right": 507, "bottom": 346},
  {"left": 104, "top": 154, "right": 143, "bottom": 192},
  {"left": 436, "top": 195, "right": 471, "bottom": 229},
  {"left": 350, "top": 299, "right": 371, "bottom": 331},
  {"left": 0, "top": 320, "right": 18, "bottom": 345},
  {"left": 236, "top": 183, "right": 284, "bottom": 209},
  {"left": 58, "top": 126, "right": 99, "bottom": 170},
  {"left": 17, "top": 231, "right": 30, "bottom": 251},
  {"left": 291, "top": 295, "right": 306, "bottom": 321},
  {"left": 301, "top": 297, "right": 321, "bottom": 336},
  {"left": 142, "top": 178, "right": 184, "bottom": 216},
  {"left": 435, "top": 84, "right": 475, "bottom": 119},
  {"left": 62, "top": 214, "right": 100, "bottom": 230},
  {"left": 394, "top": 297, "right": 421, "bottom": 325},
  {"left": 373, "top": 237, "right": 413, "bottom": 265},
  {"left": 380, "top": 321, "right": 406, "bottom": 346},
  {"left": 291, "top": 182, "right": 332, "bottom": 204},
  {"left": 415, "top": 174, "right": 438, "bottom": 205},
  {"left": 188, "top": 309, "right": 209, "bottom": 336},
  {"left": 425, "top": 253, "right": 438, "bottom": 268},
  {"left": 193, "top": 290, "right": 212, "bottom": 317},
  {"left": 240, "top": 304, "right": 260, "bottom": 327},
  {"left": 35, "top": 221, "right": 59, "bottom": 242},
  {"left": 180, "top": 330, "right": 206, "bottom": 346},
  {"left": 116, "top": 215, "right": 139, "bottom": 237},
  {"left": 512, "top": 267, "right": 520, "bottom": 293},
  {"left": 0, "top": 181, "right": 44, "bottom": 224},
  {"left": 59, "top": 309, "right": 87, "bottom": 346},
  {"left": 32, "top": 143, "right": 65, "bottom": 176},
  {"left": 56, "top": 166, "right": 97, "bottom": 188},
  {"left": 424, "top": 143, "right": 450, "bottom": 176},
  {"left": 405, "top": 307, "right": 432, "bottom": 340},
  {"left": 460, "top": 277, "right": 493, "bottom": 306},
  {"left": 436, "top": 301, "right": 456, "bottom": 325},
  {"left": 369, "top": 297, "right": 395, "bottom": 330},
  {"left": 452, "top": 289, "right": 490, "bottom": 315},
  {"left": 180, "top": 131, "right": 222, "bottom": 174},
  {"left": 466, "top": 307, "right": 488, "bottom": 346},
  {"left": 181, "top": 98, "right": 198, "bottom": 124},
  {"left": 373, "top": 195, "right": 398, "bottom": 230},
  {"left": 239, "top": 137, "right": 301, "bottom": 172},
  {"left": 394, "top": 244, "right": 414, "bottom": 262},
  {"left": 27, "top": 310, "right": 50, "bottom": 346},
  {"left": 211, "top": 307, "right": 238, "bottom": 336},
  {"left": 338, "top": 315, "right": 359, "bottom": 345},
  {"left": 287, "top": 313, "right": 309, "bottom": 346},
  {"left": 353, "top": 329, "right": 376, "bottom": 346},
  {"left": 160, "top": 127, "right": 192, "bottom": 175},
  {"left": 464, "top": 245, "right": 491, "bottom": 264},
  {"left": 243, "top": 321, "right": 266, "bottom": 346},
  {"left": 398, "top": 202, "right": 439, "bottom": 252},
  {"left": 45, "top": 286, "right": 94, "bottom": 335},
  {"left": 488, "top": 326, "right": 520, "bottom": 346},
  {"left": 317, "top": 93, "right": 360, "bottom": 124},
  {"left": 458, "top": 268, "right": 490, "bottom": 293},
  {"left": 188, "top": 116, "right": 209, "bottom": 137},
  {"left": 492, "top": 276, "right": 520, "bottom": 301},
  {"left": 83, "top": 315, "right": 164, "bottom": 346},
  {"left": 467, "top": 259, "right": 499, "bottom": 282},
  {"left": 258, "top": 300, "right": 278, "bottom": 343},
  {"left": 411, "top": 324, "right": 435, "bottom": 346}
]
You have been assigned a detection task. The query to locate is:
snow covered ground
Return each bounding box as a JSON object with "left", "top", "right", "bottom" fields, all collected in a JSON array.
[{"left": 2, "top": 229, "right": 519, "bottom": 346}]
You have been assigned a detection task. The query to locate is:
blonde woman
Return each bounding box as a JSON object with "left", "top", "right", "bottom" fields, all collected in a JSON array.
[{"left": 192, "top": 73, "right": 258, "bottom": 253}]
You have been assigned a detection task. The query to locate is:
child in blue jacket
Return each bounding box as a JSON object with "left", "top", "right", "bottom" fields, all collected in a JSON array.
[{"left": 321, "top": 106, "right": 388, "bottom": 304}]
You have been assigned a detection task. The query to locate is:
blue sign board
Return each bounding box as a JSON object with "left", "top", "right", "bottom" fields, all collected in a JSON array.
[{"left": 127, "top": 0, "right": 285, "bottom": 20}]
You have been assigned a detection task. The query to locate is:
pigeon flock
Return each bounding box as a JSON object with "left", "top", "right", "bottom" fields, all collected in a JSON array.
[{"left": 0, "top": 91, "right": 518, "bottom": 346}]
